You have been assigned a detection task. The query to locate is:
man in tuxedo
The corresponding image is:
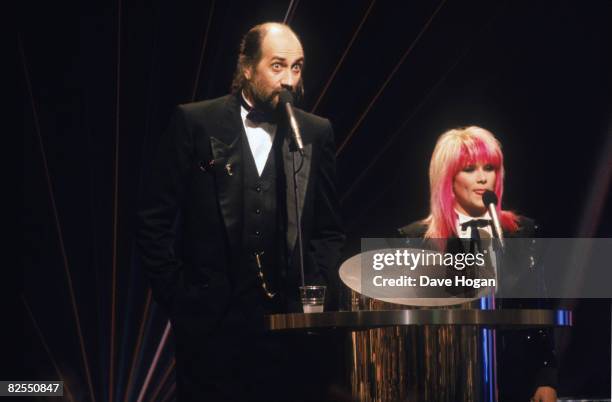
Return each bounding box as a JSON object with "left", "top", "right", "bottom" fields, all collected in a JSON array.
[{"left": 136, "top": 22, "right": 345, "bottom": 401}]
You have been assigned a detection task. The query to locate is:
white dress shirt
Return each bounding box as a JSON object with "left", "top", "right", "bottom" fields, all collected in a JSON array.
[
  {"left": 455, "top": 210, "right": 493, "bottom": 239},
  {"left": 240, "top": 94, "right": 277, "bottom": 176},
  {"left": 455, "top": 210, "right": 498, "bottom": 279}
]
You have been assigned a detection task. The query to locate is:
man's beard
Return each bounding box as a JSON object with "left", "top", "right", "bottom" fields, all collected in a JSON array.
[
  {"left": 244, "top": 79, "right": 303, "bottom": 113},
  {"left": 244, "top": 81, "right": 279, "bottom": 113}
]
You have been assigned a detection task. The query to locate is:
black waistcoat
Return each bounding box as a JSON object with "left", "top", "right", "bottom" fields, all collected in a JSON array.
[{"left": 234, "top": 130, "right": 287, "bottom": 300}]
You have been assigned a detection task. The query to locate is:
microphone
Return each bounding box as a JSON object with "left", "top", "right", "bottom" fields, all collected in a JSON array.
[
  {"left": 279, "top": 89, "right": 304, "bottom": 155},
  {"left": 482, "top": 190, "right": 505, "bottom": 251}
]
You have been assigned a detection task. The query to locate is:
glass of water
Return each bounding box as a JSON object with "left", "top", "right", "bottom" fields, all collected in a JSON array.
[{"left": 299, "top": 285, "right": 326, "bottom": 313}]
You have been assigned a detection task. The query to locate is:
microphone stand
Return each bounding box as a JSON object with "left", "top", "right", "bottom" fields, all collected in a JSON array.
[
  {"left": 279, "top": 89, "right": 306, "bottom": 288},
  {"left": 290, "top": 145, "right": 306, "bottom": 288}
]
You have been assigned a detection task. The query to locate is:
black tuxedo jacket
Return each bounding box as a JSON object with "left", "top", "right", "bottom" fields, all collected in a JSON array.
[
  {"left": 136, "top": 93, "right": 345, "bottom": 329},
  {"left": 398, "top": 217, "right": 558, "bottom": 399},
  {"left": 398, "top": 217, "right": 542, "bottom": 294}
]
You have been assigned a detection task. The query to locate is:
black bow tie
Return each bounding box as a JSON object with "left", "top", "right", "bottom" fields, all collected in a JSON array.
[
  {"left": 240, "top": 93, "right": 277, "bottom": 124},
  {"left": 461, "top": 219, "right": 491, "bottom": 231},
  {"left": 246, "top": 109, "right": 276, "bottom": 124}
]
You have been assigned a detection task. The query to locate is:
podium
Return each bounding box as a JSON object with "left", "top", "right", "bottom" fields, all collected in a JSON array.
[
  {"left": 266, "top": 253, "right": 572, "bottom": 402},
  {"left": 266, "top": 308, "right": 571, "bottom": 402}
]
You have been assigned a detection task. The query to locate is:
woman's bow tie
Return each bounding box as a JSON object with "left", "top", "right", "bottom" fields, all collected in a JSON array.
[{"left": 461, "top": 219, "right": 492, "bottom": 231}]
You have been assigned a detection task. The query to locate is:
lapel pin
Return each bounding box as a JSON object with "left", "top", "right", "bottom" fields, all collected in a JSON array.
[{"left": 225, "top": 163, "right": 233, "bottom": 176}]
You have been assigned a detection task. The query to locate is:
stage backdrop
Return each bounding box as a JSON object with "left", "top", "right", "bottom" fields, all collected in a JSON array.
[{"left": 22, "top": 1, "right": 611, "bottom": 401}]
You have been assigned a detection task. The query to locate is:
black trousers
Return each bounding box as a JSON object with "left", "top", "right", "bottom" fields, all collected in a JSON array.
[
  {"left": 171, "top": 287, "right": 341, "bottom": 402},
  {"left": 173, "top": 326, "right": 336, "bottom": 401}
]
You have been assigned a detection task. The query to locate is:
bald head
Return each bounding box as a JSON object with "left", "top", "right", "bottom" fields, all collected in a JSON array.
[
  {"left": 260, "top": 22, "right": 301, "bottom": 47},
  {"left": 258, "top": 23, "right": 303, "bottom": 68}
]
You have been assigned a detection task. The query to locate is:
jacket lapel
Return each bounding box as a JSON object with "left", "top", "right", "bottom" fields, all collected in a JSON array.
[
  {"left": 210, "top": 95, "right": 244, "bottom": 252},
  {"left": 283, "top": 132, "right": 312, "bottom": 257},
  {"left": 210, "top": 94, "right": 313, "bottom": 259}
]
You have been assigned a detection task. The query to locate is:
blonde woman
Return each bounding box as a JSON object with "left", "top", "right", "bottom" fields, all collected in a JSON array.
[{"left": 399, "top": 126, "right": 557, "bottom": 402}]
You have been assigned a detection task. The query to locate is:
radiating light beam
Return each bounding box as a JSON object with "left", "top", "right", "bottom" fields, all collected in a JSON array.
[
  {"left": 22, "top": 295, "right": 77, "bottom": 402},
  {"left": 311, "top": 0, "right": 376, "bottom": 114},
  {"left": 159, "top": 381, "right": 176, "bottom": 402},
  {"left": 147, "top": 358, "right": 176, "bottom": 402},
  {"left": 20, "top": 35, "right": 97, "bottom": 402},
  {"left": 191, "top": 0, "right": 216, "bottom": 102},
  {"left": 341, "top": 1, "right": 502, "bottom": 207},
  {"left": 283, "top": 0, "right": 300, "bottom": 24},
  {"left": 110, "top": 0, "right": 124, "bottom": 399},
  {"left": 336, "top": 0, "right": 447, "bottom": 156},
  {"left": 122, "top": 290, "right": 153, "bottom": 402},
  {"left": 136, "top": 321, "right": 172, "bottom": 402}
]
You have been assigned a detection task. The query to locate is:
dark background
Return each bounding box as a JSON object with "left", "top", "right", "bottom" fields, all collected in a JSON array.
[{"left": 22, "top": 0, "right": 611, "bottom": 401}]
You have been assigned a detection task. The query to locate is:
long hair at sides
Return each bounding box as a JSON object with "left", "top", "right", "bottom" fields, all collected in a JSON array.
[{"left": 424, "top": 126, "right": 518, "bottom": 239}]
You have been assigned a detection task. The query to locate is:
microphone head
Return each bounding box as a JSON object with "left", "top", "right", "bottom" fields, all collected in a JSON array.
[
  {"left": 482, "top": 190, "right": 498, "bottom": 206},
  {"left": 278, "top": 88, "right": 294, "bottom": 105}
]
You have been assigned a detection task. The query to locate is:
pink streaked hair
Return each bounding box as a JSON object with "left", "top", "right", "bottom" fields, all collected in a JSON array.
[{"left": 424, "top": 126, "right": 518, "bottom": 239}]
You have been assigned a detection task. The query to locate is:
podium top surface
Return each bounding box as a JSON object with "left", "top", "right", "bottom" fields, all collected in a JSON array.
[
  {"left": 266, "top": 309, "right": 573, "bottom": 331},
  {"left": 339, "top": 251, "right": 485, "bottom": 306}
]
